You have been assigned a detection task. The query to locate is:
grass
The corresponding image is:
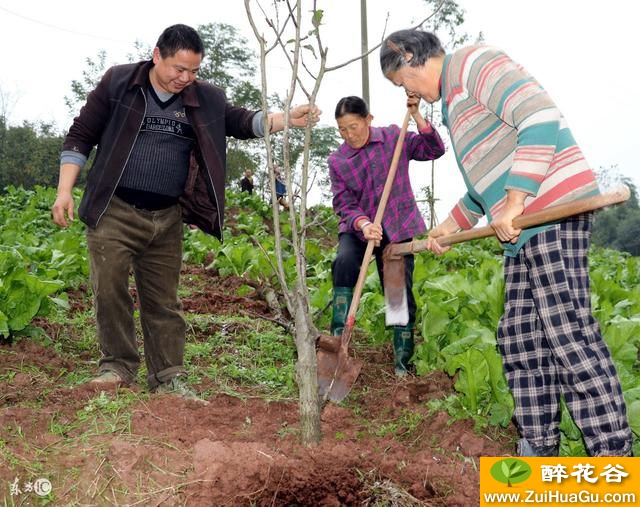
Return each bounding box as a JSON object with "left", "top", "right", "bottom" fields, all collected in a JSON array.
[
  {"left": 75, "top": 390, "right": 135, "bottom": 435},
  {"left": 0, "top": 414, "right": 195, "bottom": 505},
  {"left": 177, "top": 269, "right": 212, "bottom": 298},
  {"left": 1, "top": 390, "right": 137, "bottom": 477},
  {"left": 48, "top": 306, "right": 98, "bottom": 362},
  {"left": 0, "top": 439, "right": 38, "bottom": 472},
  {"left": 40, "top": 289, "right": 299, "bottom": 398},
  {"left": 2, "top": 293, "right": 299, "bottom": 464},
  {"left": 426, "top": 394, "right": 491, "bottom": 429},
  {"left": 372, "top": 410, "right": 425, "bottom": 439},
  {"left": 34, "top": 293, "right": 299, "bottom": 398},
  {"left": 185, "top": 314, "right": 297, "bottom": 400}
]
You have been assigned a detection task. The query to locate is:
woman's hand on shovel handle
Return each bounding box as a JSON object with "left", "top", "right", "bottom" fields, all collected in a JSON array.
[
  {"left": 358, "top": 218, "right": 383, "bottom": 246},
  {"left": 490, "top": 190, "right": 527, "bottom": 243},
  {"left": 427, "top": 217, "right": 459, "bottom": 255},
  {"left": 406, "top": 93, "right": 431, "bottom": 131}
]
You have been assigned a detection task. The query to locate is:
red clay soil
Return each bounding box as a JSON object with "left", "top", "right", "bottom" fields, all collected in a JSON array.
[
  {"left": 0, "top": 347, "right": 515, "bottom": 505},
  {"left": 181, "top": 269, "right": 273, "bottom": 317},
  {"left": 0, "top": 272, "right": 516, "bottom": 506}
]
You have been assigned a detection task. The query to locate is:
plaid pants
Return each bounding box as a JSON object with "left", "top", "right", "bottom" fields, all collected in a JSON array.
[{"left": 498, "top": 214, "right": 632, "bottom": 456}]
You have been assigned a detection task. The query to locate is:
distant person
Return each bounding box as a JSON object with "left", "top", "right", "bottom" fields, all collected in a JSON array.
[
  {"left": 328, "top": 95, "right": 445, "bottom": 376},
  {"left": 240, "top": 169, "right": 254, "bottom": 194},
  {"left": 51, "top": 24, "right": 320, "bottom": 400},
  {"left": 274, "top": 167, "right": 289, "bottom": 209},
  {"left": 380, "top": 29, "right": 632, "bottom": 456}
]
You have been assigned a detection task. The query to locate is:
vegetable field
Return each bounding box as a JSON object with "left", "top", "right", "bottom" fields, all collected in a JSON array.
[{"left": 1, "top": 186, "right": 639, "bottom": 504}]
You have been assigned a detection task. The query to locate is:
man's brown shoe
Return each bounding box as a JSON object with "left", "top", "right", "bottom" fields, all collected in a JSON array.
[
  {"left": 89, "top": 370, "right": 125, "bottom": 385},
  {"left": 153, "top": 375, "right": 208, "bottom": 404}
]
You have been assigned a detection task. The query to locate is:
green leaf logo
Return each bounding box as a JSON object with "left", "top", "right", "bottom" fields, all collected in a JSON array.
[{"left": 490, "top": 458, "right": 532, "bottom": 487}]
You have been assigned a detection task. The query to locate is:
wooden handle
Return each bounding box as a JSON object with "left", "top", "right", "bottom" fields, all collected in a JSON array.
[
  {"left": 387, "top": 186, "right": 631, "bottom": 256},
  {"left": 346, "top": 110, "right": 413, "bottom": 327}
]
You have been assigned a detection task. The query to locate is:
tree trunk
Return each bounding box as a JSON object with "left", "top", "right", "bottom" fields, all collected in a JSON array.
[{"left": 293, "top": 291, "right": 321, "bottom": 445}]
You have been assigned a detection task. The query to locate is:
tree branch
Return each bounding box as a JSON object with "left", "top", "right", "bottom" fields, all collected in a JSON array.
[
  {"left": 244, "top": 0, "right": 295, "bottom": 314},
  {"left": 325, "top": 1, "right": 445, "bottom": 72},
  {"left": 260, "top": 6, "right": 315, "bottom": 96}
]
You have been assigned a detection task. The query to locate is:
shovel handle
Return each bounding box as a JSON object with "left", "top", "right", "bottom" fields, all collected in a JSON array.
[
  {"left": 345, "top": 109, "right": 413, "bottom": 331},
  {"left": 387, "top": 186, "right": 630, "bottom": 256}
]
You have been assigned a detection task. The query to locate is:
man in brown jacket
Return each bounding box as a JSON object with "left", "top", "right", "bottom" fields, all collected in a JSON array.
[{"left": 51, "top": 24, "right": 319, "bottom": 399}]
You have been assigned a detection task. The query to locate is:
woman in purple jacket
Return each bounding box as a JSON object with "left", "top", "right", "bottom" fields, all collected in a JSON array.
[{"left": 328, "top": 95, "right": 445, "bottom": 375}]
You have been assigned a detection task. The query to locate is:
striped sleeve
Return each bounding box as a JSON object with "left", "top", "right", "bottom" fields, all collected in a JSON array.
[
  {"left": 450, "top": 192, "right": 485, "bottom": 229},
  {"left": 468, "top": 48, "right": 560, "bottom": 197}
]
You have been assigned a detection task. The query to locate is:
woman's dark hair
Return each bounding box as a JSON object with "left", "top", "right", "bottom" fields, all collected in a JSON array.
[
  {"left": 156, "top": 24, "right": 205, "bottom": 58},
  {"left": 380, "top": 29, "right": 444, "bottom": 76},
  {"left": 334, "top": 96, "right": 369, "bottom": 119}
]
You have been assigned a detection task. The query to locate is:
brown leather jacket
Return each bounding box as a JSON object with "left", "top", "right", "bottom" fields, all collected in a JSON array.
[{"left": 62, "top": 60, "right": 259, "bottom": 239}]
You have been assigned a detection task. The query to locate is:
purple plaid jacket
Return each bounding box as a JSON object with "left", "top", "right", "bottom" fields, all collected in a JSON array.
[{"left": 328, "top": 124, "right": 445, "bottom": 242}]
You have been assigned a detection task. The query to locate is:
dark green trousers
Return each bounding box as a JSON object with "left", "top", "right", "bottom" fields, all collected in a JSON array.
[{"left": 87, "top": 196, "right": 186, "bottom": 388}]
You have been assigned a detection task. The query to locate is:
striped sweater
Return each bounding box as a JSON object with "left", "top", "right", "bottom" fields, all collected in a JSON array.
[{"left": 441, "top": 46, "right": 600, "bottom": 256}]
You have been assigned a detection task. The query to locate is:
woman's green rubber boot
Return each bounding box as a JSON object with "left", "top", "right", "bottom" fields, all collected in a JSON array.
[
  {"left": 393, "top": 325, "right": 414, "bottom": 376},
  {"left": 331, "top": 287, "right": 353, "bottom": 336}
]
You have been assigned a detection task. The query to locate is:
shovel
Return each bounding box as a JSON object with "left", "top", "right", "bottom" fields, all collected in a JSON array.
[
  {"left": 317, "top": 109, "right": 413, "bottom": 403},
  {"left": 383, "top": 185, "right": 632, "bottom": 326}
]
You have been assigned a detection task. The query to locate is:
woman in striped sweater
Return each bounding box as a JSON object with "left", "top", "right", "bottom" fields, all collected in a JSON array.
[{"left": 379, "top": 30, "right": 632, "bottom": 457}]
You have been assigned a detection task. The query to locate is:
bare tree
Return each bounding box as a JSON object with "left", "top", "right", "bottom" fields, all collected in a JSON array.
[{"left": 244, "top": 0, "right": 446, "bottom": 446}]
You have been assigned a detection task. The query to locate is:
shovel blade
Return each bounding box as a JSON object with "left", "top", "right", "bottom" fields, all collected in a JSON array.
[
  {"left": 316, "top": 335, "right": 363, "bottom": 403},
  {"left": 383, "top": 249, "right": 409, "bottom": 326}
]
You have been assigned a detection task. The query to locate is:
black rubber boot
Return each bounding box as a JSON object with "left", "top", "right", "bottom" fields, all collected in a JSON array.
[
  {"left": 393, "top": 325, "right": 415, "bottom": 376},
  {"left": 331, "top": 287, "right": 353, "bottom": 336}
]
